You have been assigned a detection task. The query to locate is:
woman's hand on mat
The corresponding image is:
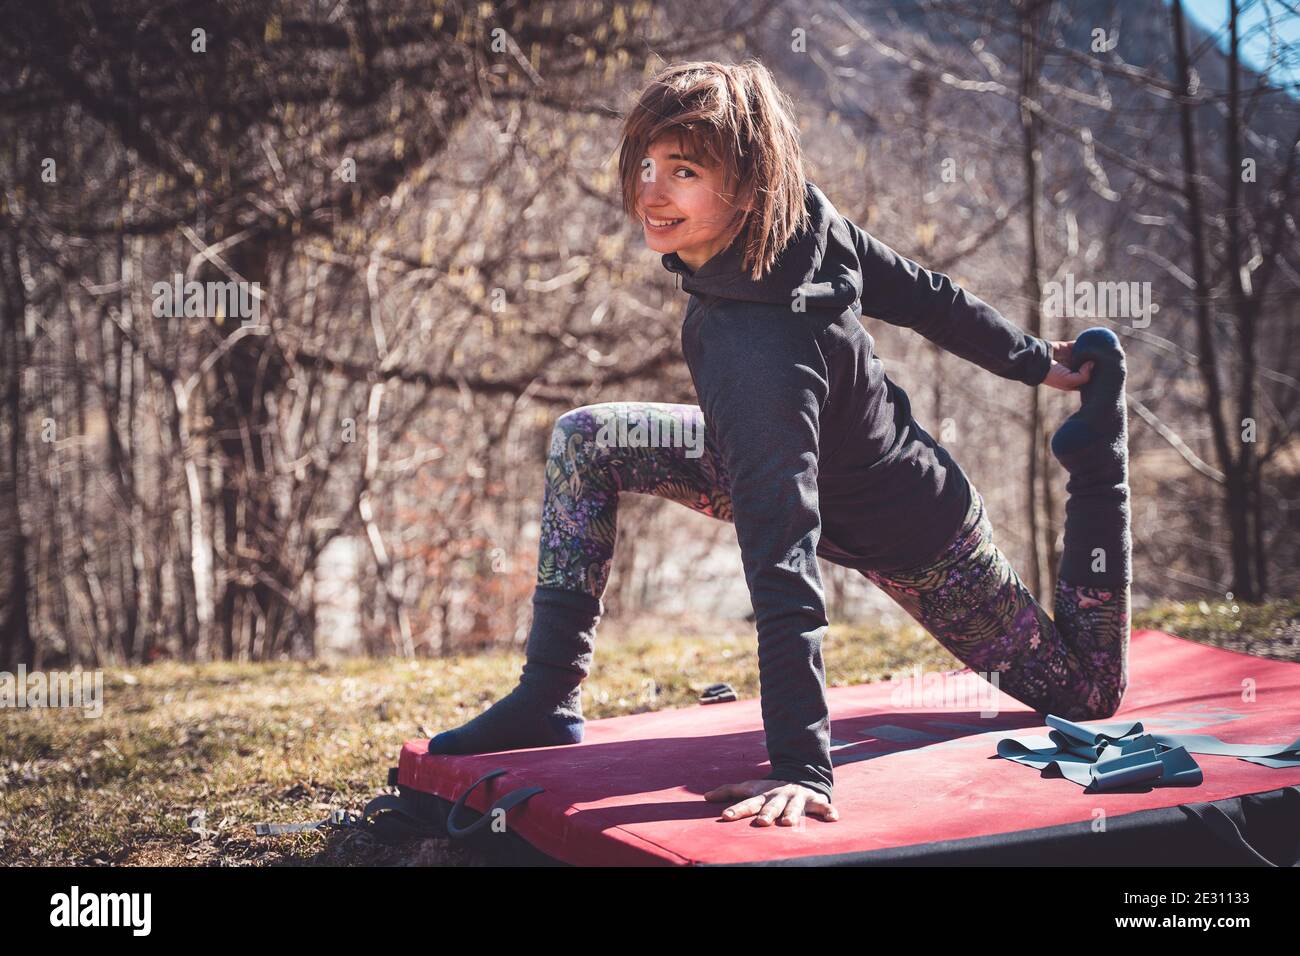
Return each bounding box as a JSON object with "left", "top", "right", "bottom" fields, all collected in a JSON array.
[
  {"left": 1043, "top": 340, "right": 1095, "bottom": 392},
  {"left": 705, "top": 780, "right": 839, "bottom": 826}
]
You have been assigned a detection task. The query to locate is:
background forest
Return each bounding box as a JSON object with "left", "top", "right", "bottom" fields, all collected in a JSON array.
[{"left": 2, "top": 0, "right": 1297, "bottom": 667}]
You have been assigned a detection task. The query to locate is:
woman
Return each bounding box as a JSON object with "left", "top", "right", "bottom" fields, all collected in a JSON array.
[{"left": 427, "top": 60, "right": 1132, "bottom": 829}]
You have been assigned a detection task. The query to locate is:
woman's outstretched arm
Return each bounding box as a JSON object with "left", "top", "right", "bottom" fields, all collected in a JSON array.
[
  {"left": 842, "top": 216, "right": 1054, "bottom": 386},
  {"left": 685, "top": 304, "right": 835, "bottom": 804}
]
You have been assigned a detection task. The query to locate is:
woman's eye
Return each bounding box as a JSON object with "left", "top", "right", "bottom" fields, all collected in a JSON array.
[{"left": 674, "top": 167, "right": 696, "bottom": 179}]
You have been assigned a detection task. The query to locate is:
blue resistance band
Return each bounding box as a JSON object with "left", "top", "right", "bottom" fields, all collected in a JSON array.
[{"left": 997, "top": 715, "right": 1300, "bottom": 792}]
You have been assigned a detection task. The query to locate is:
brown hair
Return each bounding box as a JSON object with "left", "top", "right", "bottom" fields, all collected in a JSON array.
[{"left": 617, "top": 59, "right": 809, "bottom": 281}]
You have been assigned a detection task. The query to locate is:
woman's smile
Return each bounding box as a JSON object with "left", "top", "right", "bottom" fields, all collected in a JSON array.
[{"left": 644, "top": 214, "right": 685, "bottom": 232}]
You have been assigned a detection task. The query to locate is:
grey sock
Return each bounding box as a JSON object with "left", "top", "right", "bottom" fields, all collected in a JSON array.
[
  {"left": 427, "top": 586, "right": 603, "bottom": 754},
  {"left": 1050, "top": 327, "right": 1131, "bottom": 589}
]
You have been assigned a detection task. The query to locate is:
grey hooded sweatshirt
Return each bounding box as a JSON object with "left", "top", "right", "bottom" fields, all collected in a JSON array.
[{"left": 661, "top": 181, "right": 1052, "bottom": 800}]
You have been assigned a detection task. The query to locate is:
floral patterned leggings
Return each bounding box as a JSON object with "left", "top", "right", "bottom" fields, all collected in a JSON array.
[{"left": 536, "top": 402, "right": 1129, "bottom": 722}]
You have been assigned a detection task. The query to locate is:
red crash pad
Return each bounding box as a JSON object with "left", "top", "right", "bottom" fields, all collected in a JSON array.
[{"left": 397, "top": 629, "right": 1300, "bottom": 865}]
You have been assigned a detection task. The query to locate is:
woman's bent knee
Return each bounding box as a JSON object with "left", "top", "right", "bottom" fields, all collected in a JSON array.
[
  {"left": 1058, "top": 675, "right": 1127, "bottom": 722},
  {"left": 552, "top": 405, "right": 606, "bottom": 441}
]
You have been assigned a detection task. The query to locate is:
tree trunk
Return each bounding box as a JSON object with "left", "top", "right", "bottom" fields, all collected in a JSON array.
[
  {"left": 0, "top": 229, "right": 34, "bottom": 669},
  {"left": 207, "top": 239, "right": 299, "bottom": 660},
  {"left": 1018, "top": 0, "right": 1050, "bottom": 601},
  {"left": 1171, "top": 0, "right": 1254, "bottom": 600}
]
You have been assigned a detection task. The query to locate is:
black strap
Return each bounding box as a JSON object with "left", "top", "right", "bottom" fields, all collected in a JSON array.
[
  {"left": 1179, "top": 785, "right": 1300, "bottom": 867},
  {"left": 252, "top": 778, "right": 431, "bottom": 839},
  {"left": 360, "top": 793, "right": 417, "bottom": 819},
  {"left": 254, "top": 767, "right": 545, "bottom": 843},
  {"left": 445, "top": 768, "right": 544, "bottom": 839},
  {"left": 362, "top": 793, "right": 445, "bottom": 844}
]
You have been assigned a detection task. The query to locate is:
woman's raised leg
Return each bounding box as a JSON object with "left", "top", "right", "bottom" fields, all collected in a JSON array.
[
  {"left": 862, "top": 486, "right": 1128, "bottom": 721},
  {"left": 428, "top": 401, "right": 733, "bottom": 754},
  {"left": 861, "top": 328, "right": 1131, "bottom": 721}
]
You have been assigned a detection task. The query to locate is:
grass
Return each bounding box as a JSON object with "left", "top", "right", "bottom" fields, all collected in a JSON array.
[
  {"left": 1136, "top": 597, "right": 1300, "bottom": 659},
  {"left": 2, "top": 600, "right": 1296, "bottom": 867}
]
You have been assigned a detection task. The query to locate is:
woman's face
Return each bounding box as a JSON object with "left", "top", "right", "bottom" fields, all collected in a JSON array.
[{"left": 635, "top": 135, "right": 741, "bottom": 272}]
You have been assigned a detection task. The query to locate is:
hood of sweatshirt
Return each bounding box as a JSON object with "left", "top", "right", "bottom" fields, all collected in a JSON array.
[{"left": 661, "top": 181, "right": 862, "bottom": 312}]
